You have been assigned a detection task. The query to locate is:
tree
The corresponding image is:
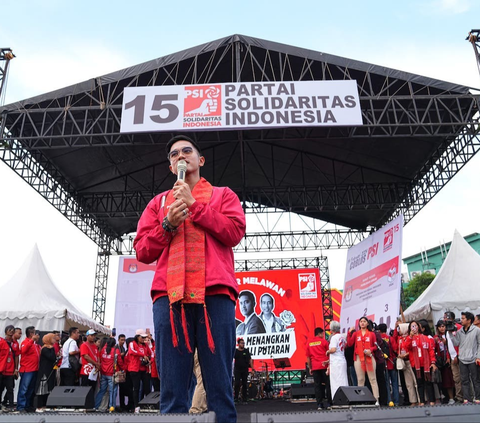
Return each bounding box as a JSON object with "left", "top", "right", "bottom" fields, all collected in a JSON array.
[{"left": 402, "top": 272, "right": 435, "bottom": 309}]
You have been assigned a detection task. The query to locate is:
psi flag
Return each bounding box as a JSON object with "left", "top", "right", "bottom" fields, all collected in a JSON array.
[{"left": 340, "top": 215, "right": 404, "bottom": 333}]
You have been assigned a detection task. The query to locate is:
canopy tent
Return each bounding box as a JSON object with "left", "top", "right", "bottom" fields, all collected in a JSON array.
[
  {"left": 404, "top": 230, "right": 480, "bottom": 324},
  {"left": 0, "top": 245, "right": 109, "bottom": 334}
]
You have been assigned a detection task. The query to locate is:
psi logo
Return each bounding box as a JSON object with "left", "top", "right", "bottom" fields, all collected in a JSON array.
[
  {"left": 299, "top": 273, "right": 317, "bottom": 299},
  {"left": 184, "top": 85, "right": 222, "bottom": 116},
  {"left": 383, "top": 228, "right": 394, "bottom": 252}
]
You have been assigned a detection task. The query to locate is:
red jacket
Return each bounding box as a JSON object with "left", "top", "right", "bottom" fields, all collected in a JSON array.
[
  {"left": 347, "top": 330, "right": 377, "bottom": 361},
  {"left": 305, "top": 336, "right": 329, "bottom": 370},
  {"left": 134, "top": 184, "right": 246, "bottom": 301},
  {"left": 403, "top": 334, "right": 436, "bottom": 368},
  {"left": 100, "top": 346, "right": 124, "bottom": 377},
  {"left": 80, "top": 342, "right": 98, "bottom": 376},
  {"left": 127, "top": 341, "right": 149, "bottom": 372},
  {"left": 0, "top": 338, "right": 16, "bottom": 375},
  {"left": 19, "top": 338, "right": 40, "bottom": 373}
]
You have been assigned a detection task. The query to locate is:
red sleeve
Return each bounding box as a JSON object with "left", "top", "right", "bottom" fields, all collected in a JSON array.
[
  {"left": 369, "top": 333, "right": 377, "bottom": 352},
  {"left": 20, "top": 338, "right": 33, "bottom": 355},
  {"left": 0, "top": 341, "right": 8, "bottom": 373},
  {"left": 389, "top": 334, "right": 398, "bottom": 356},
  {"left": 128, "top": 342, "right": 144, "bottom": 357},
  {"left": 189, "top": 188, "right": 246, "bottom": 248},
  {"left": 347, "top": 330, "right": 356, "bottom": 347},
  {"left": 134, "top": 195, "right": 173, "bottom": 264},
  {"left": 429, "top": 337, "right": 436, "bottom": 364},
  {"left": 403, "top": 335, "right": 413, "bottom": 351}
]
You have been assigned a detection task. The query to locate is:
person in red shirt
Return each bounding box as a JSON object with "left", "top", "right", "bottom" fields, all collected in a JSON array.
[
  {"left": 347, "top": 316, "right": 380, "bottom": 404},
  {"left": 17, "top": 326, "right": 40, "bottom": 411},
  {"left": 306, "top": 327, "right": 331, "bottom": 410},
  {"left": 95, "top": 338, "right": 124, "bottom": 411},
  {"left": 134, "top": 135, "right": 246, "bottom": 423},
  {"left": 377, "top": 323, "right": 399, "bottom": 406},
  {"left": 403, "top": 320, "right": 437, "bottom": 406},
  {"left": 0, "top": 325, "right": 18, "bottom": 409},
  {"left": 127, "top": 332, "right": 151, "bottom": 413},
  {"left": 80, "top": 329, "right": 100, "bottom": 387}
]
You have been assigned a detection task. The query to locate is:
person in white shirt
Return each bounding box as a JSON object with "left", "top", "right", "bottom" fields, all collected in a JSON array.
[
  {"left": 59, "top": 327, "right": 80, "bottom": 386},
  {"left": 326, "top": 321, "right": 349, "bottom": 399}
]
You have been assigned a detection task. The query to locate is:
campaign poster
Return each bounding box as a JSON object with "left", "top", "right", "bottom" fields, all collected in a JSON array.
[
  {"left": 235, "top": 268, "right": 324, "bottom": 371},
  {"left": 114, "top": 257, "right": 155, "bottom": 338},
  {"left": 120, "top": 80, "right": 362, "bottom": 133},
  {"left": 340, "top": 215, "right": 404, "bottom": 333}
]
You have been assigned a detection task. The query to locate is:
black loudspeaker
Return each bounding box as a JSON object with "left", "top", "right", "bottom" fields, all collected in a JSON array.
[
  {"left": 290, "top": 383, "right": 315, "bottom": 398},
  {"left": 46, "top": 386, "right": 94, "bottom": 409},
  {"left": 332, "top": 386, "right": 376, "bottom": 406},
  {"left": 139, "top": 391, "right": 161, "bottom": 409}
]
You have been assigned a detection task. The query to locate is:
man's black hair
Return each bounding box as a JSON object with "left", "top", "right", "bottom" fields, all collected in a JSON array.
[
  {"left": 476, "top": 314, "right": 480, "bottom": 321},
  {"left": 165, "top": 135, "right": 202, "bottom": 156},
  {"left": 377, "top": 323, "right": 388, "bottom": 333},
  {"left": 4, "top": 325, "right": 14, "bottom": 334},
  {"left": 314, "top": 327, "right": 324, "bottom": 336},
  {"left": 118, "top": 334, "right": 126, "bottom": 339},
  {"left": 444, "top": 311, "right": 455, "bottom": 320},
  {"left": 25, "top": 326, "right": 35, "bottom": 337},
  {"left": 238, "top": 290, "right": 256, "bottom": 305},
  {"left": 69, "top": 327, "right": 79, "bottom": 336},
  {"left": 462, "top": 311, "right": 475, "bottom": 324}
]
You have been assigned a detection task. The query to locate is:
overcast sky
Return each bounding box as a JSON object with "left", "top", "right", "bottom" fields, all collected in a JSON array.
[{"left": 1, "top": 0, "right": 479, "bottom": 326}]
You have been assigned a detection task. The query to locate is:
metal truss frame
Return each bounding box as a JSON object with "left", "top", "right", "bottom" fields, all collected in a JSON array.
[{"left": 1, "top": 37, "right": 479, "bottom": 324}]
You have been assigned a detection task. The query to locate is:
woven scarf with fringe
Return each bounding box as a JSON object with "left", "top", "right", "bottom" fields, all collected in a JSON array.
[{"left": 165, "top": 177, "right": 214, "bottom": 353}]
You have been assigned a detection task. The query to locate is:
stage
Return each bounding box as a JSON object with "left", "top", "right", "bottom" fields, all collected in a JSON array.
[{"left": 1, "top": 400, "right": 480, "bottom": 422}]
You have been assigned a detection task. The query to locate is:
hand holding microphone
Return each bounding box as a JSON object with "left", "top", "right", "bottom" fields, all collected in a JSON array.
[{"left": 167, "top": 160, "right": 194, "bottom": 227}]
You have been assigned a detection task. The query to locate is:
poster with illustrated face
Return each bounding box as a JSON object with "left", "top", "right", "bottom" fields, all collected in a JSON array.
[{"left": 235, "top": 268, "right": 324, "bottom": 370}]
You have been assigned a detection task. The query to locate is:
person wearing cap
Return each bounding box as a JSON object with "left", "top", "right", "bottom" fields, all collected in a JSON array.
[
  {"left": 80, "top": 329, "right": 100, "bottom": 387},
  {"left": 134, "top": 134, "right": 246, "bottom": 423}
]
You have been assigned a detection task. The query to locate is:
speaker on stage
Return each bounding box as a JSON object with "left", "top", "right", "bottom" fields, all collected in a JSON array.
[
  {"left": 139, "top": 391, "right": 161, "bottom": 409},
  {"left": 332, "top": 386, "right": 376, "bottom": 406},
  {"left": 290, "top": 383, "right": 315, "bottom": 398},
  {"left": 46, "top": 386, "right": 94, "bottom": 409}
]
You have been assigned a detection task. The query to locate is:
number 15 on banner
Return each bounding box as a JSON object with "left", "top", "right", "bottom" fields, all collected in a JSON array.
[{"left": 120, "top": 87, "right": 185, "bottom": 133}]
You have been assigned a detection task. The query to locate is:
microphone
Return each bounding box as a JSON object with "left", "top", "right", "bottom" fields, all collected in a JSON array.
[{"left": 177, "top": 160, "right": 187, "bottom": 182}]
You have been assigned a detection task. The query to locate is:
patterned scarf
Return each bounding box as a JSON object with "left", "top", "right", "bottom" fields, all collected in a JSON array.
[{"left": 165, "top": 177, "right": 214, "bottom": 353}]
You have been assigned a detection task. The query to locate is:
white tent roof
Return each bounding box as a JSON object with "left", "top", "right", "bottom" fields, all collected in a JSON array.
[
  {"left": 404, "top": 230, "right": 480, "bottom": 323},
  {"left": 0, "top": 245, "right": 109, "bottom": 334}
]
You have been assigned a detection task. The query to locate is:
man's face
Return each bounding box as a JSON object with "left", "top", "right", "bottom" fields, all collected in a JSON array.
[
  {"left": 238, "top": 340, "right": 245, "bottom": 349},
  {"left": 54, "top": 333, "right": 60, "bottom": 342},
  {"left": 260, "top": 296, "right": 273, "bottom": 315},
  {"left": 474, "top": 316, "right": 480, "bottom": 327},
  {"left": 118, "top": 337, "right": 125, "bottom": 346},
  {"left": 71, "top": 330, "right": 80, "bottom": 340},
  {"left": 461, "top": 315, "right": 471, "bottom": 327},
  {"left": 87, "top": 334, "right": 96, "bottom": 343},
  {"left": 5, "top": 327, "right": 14, "bottom": 338},
  {"left": 168, "top": 140, "right": 204, "bottom": 177},
  {"left": 239, "top": 295, "right": 254, "bottom": 317},
  {"left": 13, "top": 329, "right": 22, "bottom": 340}
]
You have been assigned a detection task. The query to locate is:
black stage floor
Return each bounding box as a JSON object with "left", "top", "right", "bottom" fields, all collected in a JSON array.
[{"left": 236, "top": 398, "right": 317, "bottom": 422}]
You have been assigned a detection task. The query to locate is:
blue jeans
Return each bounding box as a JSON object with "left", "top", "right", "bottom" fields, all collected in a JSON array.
[
  {"left": 17, "top": 371, "right": 37, "bottom": 410},
  {"left": 95, "top": 375, "right": 116, "bottom": 409},
  {"left": 153, "top": 295, "right": 236, "bottom": 423},
  {"left": 386, "top": 368, "right": 399, "bottom": 405}
]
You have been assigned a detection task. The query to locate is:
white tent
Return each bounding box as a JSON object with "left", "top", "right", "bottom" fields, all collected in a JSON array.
[
  {"left": 0, "top": 245, "right": 109, "bottom": 334},
  {"left": 404, "top": 230, "right": 480, "bottom": 323}
]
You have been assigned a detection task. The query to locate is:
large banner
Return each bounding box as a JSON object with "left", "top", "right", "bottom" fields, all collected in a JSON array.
[
  {"left": 114, "top": 257, "right": 155, "bottom": 338},
  {"left": 235, "top": 268, "right": 323, "bottom": 371},
  {"left": 120, "top": 81, "right": 362, "bottom": 133},
  {"left": 114, "top": 262, "right": 324, "bottom": 370},
  {"left": 339, "top": 215, "right": 404, "bottom": 333}
]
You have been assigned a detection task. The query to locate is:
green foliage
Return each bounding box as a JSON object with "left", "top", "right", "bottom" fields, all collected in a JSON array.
[{"left": 402, "top": 272, "right": 435, "bottom": 309}]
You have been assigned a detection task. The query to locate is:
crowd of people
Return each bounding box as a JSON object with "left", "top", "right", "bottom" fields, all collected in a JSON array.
[
  {"left": 0, "top": 326, "right": 159, "bottom": 413},
  {"left": 305, "top": 311, "right": 480, "bottom": 410}
]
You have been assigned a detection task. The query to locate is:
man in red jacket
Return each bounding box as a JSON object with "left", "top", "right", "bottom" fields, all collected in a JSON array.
[
  {"left": 306, "top": 327, "right": 331, "bottom": 410},
  {"left": 17, "top": 326, "right": 40, "bottom": 411},
  {"left": 134, "top": 135, "right": 246, "bottom": 423}
]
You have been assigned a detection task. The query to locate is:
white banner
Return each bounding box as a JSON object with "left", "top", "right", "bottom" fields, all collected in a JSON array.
[
  {"left": 120, "top": 81, "right": 362, "bottom": 133},
  {"left": 114, "top": 257, "right": 155, "bottom": 338},
  {"left": 339, "top": 215, "right": 404, "bottom": 333}
]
